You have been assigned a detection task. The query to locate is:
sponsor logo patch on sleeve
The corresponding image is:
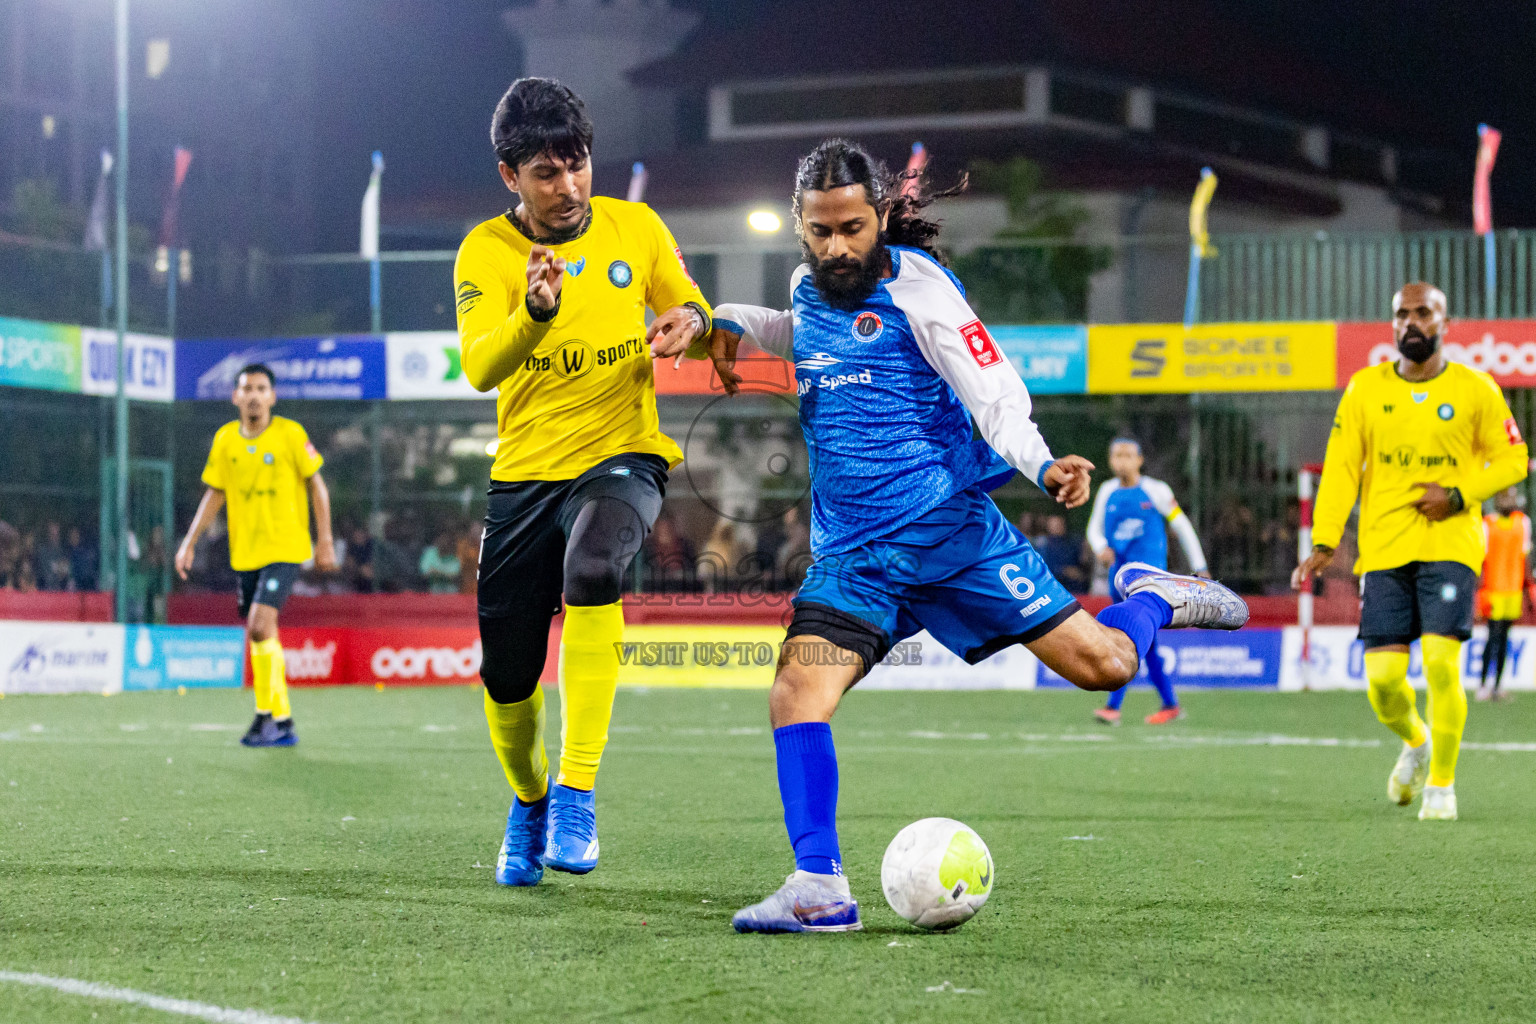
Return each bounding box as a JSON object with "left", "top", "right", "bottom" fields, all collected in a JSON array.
[
  {"left": 1506, "top": 417, "right": 1524, "bottom": 445},
  {"left": 673, "top": 246, "right": 698, "bottom": 289},
  {"left": 959, "top": 320, "right": 1003, "bottom": 368},
  {"left": 305, "top": 441, "right": 321, "bottom": 460}
]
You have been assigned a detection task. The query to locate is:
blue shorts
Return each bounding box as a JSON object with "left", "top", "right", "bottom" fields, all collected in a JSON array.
[{"left": 788, "top": 487, "right": 1080, "bottom": 670}]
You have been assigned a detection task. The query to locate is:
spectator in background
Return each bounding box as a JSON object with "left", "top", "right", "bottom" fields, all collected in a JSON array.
[
  {"left": 698, "top": 518, "right": 747, "bottom": 593},
  {"left": 345, "top": 523, "right": 376, "bottom": 593},
  {"left": 372, "top": 519, "right": 418, "bottom": 593},
  {"left": 775, "top": 505, "right": 812, "bottom": 590},
  {"left": 0, "top": 520, "right": 17, "bottom": 588},
  {"left": 1038, "top": 514, "right": 1088, "bottom": 592},
  {"left": 457, "top": 522, "right": 481, "bottom": 595},
  {"left": 1262, "top": 500, "right": 1301, "bottom": 595},
  {"left": 1210, "top": 494, "right": 1256, "bottom": 588},
  {"left": 35, "top": 522, "right": 70, "bottom": 591},
  {"left": 66, "top": 526, "right": 97, "bottom": 591},
  {"left": 644, "top": 514, "right": 696, "bottom": 591},
  {"left": 1016, "top": 511, "right": 1040, "bottom": 548},
  {"left": 420, "top": 529, "right": 462, "bottom": 594}
]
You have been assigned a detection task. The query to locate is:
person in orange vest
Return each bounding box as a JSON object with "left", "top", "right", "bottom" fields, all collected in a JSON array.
[{"left": 1478, "top": 486, "right": 1530, "bottom": 701}]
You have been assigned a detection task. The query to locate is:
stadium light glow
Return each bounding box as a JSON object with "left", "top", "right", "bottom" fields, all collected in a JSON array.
[
  {"left": 485, "top": 439, "right": 499, "bottom": 457},
  {"left": 747, "top": 209, "right": 782, "bottom": 233}
]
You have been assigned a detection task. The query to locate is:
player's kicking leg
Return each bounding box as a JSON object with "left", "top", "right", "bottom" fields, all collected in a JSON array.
[{"left": 733, "top": 554, "right": 1246, "bottom": 933}]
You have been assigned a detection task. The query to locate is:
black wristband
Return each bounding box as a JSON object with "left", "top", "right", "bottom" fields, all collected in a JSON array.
[
  {"left": 526, "top": 292, "right": 559, "bottom": 323},
  {"left": 1447, "top": 486, "right": 1465, "bottom": 514},
  {"left": 683, "top": 301, "right": 712, "bottom": 339}
]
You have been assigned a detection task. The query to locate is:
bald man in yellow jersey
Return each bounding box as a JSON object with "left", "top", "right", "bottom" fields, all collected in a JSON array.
[
  {"left": 456, "top": 78, "right": 713, "bottom": 885},
  {"left": 1296, "top": 283, "right": 1528, "bottom": 821}
]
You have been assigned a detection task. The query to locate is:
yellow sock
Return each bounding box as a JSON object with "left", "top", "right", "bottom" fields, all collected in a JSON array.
[
  {"left": 483, "top": 687, "right": 549, "bottom": 803},
  {"left": 249, "top": 638, "right": 274, "bottom": 715},
  {"left": 557, "top": 601, "right": 624, "bottom": 791},
  {"left": 1364, "top": 649, "right": 1427, "bottom": 747},
  {"left": 1422, "top": 634, "right": 1467, "bottom": 787},
  {"left": 250, "top": 638, "right": 290, "bottom": 720}
]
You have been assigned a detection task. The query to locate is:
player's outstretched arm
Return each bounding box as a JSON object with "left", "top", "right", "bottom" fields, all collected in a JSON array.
[
  {"left": 645, "top": 304, "right": 709, "bottom": 364},
  {"left": 709, "top": 304, "right": 795, "bottom": 397},
  {"left": 307, "top": 472, "right": 337, "bottom": 572},
  {"left": 1302, "top": 382, "right": 1363, "bottom": 586},
  {"left": 1041, "top": 456, "right": 1094, "bottom": 509},
  {"left": 175, "top": 487, "right": 225, "bottom": 580}
]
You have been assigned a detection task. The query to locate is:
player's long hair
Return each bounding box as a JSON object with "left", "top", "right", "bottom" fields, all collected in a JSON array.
[
  {"left": 491, "top": 78, "right": 593, "bottom": 169},
  {"left": 792, "top": 138, "right": 967, "bottom": 265}
]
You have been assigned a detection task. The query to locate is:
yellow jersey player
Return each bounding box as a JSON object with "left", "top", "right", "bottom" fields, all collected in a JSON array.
[
  {"left": 174, "top": 364, "right": 337, "bottom": 747},
  {"left": 456, "top": 78, "right": 712, "bottom": 885},
  {"left": 1295, "top": 283, "right": 1528, "bottom": 820}
]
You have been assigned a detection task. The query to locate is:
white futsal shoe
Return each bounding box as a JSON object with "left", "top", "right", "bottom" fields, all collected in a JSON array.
[
  {"left": 1388, "top": 737, "right": 1431, "bottom": 807},
  {"left": 1418, "top": 783, "right": 1457, "bottom": 821}
]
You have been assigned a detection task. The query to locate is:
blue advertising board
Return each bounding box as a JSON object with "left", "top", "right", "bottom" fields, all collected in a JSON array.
[
  {"left": 176, "top": 335, "right": 387, "bottom": 400},
  {"left": 992, "top": 325, "right": 1088, "bottom": 395},
  {"left": 123, "top": 625, "right": 245, "bottom": 691},
  {"left": 1038, "top": 627, "right": 1283, "bottom": 688}
]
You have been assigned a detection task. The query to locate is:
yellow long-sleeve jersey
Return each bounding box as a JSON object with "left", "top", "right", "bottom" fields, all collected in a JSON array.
[
  {"left": 454, "top": 196, "right": 711, "bottom": 481},
  {"left": 1314, "top": 360, "right": 1529, "bottom": 574}
]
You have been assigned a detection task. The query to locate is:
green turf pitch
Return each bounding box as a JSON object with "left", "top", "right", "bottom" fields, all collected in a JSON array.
[{"left": 2, "top": 687, "right": 1534, "bottom": 1023}]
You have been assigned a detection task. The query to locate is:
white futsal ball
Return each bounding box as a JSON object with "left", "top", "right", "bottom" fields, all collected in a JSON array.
[{"left": 880, "top": 817, "right": 994, "bottom": 930}]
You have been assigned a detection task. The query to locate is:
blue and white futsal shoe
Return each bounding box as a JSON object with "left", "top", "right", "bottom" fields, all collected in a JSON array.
[
  {"left": 1114, "top": 561, "right": 1249, "bottom": 630},
  {"left": 732, "top": 870, "right": 863, "bottom": 933},
  {"left": 495, "top": 794, "right": 548, "bottom": 887},
  {"left": 543, "top": 783, "right": 599, "bottom": 874}
]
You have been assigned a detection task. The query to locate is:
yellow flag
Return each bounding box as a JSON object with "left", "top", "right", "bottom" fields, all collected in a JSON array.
[{"left": 1189, "top": 167, "right": 1218, "bottom": 258}]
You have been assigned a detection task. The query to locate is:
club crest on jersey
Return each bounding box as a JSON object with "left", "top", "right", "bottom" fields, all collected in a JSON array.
[
  {"left": 608, "top": 260, "right": 632, "bottom": 288},
  {"left": 959, "top": 319, "right": 1003, "bottom": 368},
  {"left": 263, "top": 452, "right": 275, "bottom": 465},
  {"left": 851, "top": 311, "right": 883, "bottom": 341},
  {"left": 568, "top": 257, "right": 587, "bottom": 276},
  {"left": 1438, "top": 403, "right": 1455, "bottom": 420}
]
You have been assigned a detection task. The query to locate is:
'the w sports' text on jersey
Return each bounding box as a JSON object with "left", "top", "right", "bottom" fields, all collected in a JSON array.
[
  {"left": 201, "top": 416, "right": 324, "bottom": 572},
  {"left": 715, "top": 246, "right": 1056, "bottom": 554},
  {"left": 1314, "top": 361, "right": 1529, "bottom": 574},
  {"left": 454, "top": 196, "right": 712, "bottom": 481},
  {"left": 1086, "top": 476, "right": 1207, "bottom": 574}
]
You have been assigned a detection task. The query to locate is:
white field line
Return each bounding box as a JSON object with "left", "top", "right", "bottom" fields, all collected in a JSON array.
[{"left": 0, "top": 971, "right": 322, "bottom": 1024}]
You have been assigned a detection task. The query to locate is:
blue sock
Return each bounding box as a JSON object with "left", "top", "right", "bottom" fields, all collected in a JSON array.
[
  {"left": 1096, "top": 591, "right": 1173, "bottom": 663},
  {"left": 774, "top": 722, "right": 842, "bottom": 876},
  {"left": 1105, "top": 684, "right": 1128, "bottom": 711},
  {"left": 1146, "top": 638, "right": 1177, "bottom": 708}
]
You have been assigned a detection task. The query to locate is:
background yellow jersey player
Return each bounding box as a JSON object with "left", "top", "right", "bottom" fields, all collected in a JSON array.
[
  {"left": 1296, "top": 282, "right": 1528, "bottom": 821},
  {"left": 456, "top": 77, "right": 712, "bottom": 886},
  {"left": 174, "top": 364, "right": 337, "bottom": 748}
]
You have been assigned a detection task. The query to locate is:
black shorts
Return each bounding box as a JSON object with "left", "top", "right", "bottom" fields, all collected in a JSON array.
[
  {"left": 477, "top": 453, "right": 668, "bottom": 619},
  {"left": 1358, "top": 560, "right": 1477, "bottom": 648},
  {"left": 236, "top": 562, "right": 302, "bottom": 618}
]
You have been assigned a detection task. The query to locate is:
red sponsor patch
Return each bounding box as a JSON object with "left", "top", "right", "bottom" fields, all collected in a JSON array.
[
  {"left": 959, "top": 320, "right": 1002, "bottom": 368},
  {"left": 305, "top": 441, "right": 321, "bottom": 459},
  {"left": 673, "top": 246, "right": 698, "bottom": 288},
  {"left": 1506, "top": 417, "right": 1524, "bottom": 445}
]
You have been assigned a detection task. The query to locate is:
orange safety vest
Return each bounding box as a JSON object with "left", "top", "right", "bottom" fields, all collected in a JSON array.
[{"left": 1481, "top": 510, "right": 1530, "bottom": 594}]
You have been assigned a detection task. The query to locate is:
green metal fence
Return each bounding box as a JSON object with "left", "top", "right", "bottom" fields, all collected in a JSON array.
[{"left": 1199, "top": 229, "right": 1536, "bottom": 322}]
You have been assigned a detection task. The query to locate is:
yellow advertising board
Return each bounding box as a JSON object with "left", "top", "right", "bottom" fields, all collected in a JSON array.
[{"left": 1087, "top": 321, "right": 1337, "bottom": 393}]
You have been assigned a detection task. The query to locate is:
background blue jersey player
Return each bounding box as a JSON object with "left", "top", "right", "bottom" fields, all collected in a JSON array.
[
  {"left": 1086, "top": 438, "right": 1210, "bottom": 725},
  {"left": 697, "top": 139, "right": 1248, "bottom": 934}
]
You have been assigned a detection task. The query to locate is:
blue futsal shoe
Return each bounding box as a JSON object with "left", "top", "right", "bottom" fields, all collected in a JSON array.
[
  {"left": 1114, "top": 562, "right": 1249, "bottom": 630},
  {"left": 495, "top": 794, "right": 548, "bottom": 887},
  {"left": 733, "top": 870, "right": 863, "bottom": 933},
  {"left": 242, "top": 715, "right": 297, "bottom": 747},
  {"left": 544, "top": 784, "right": 599, "bottom": 874}
]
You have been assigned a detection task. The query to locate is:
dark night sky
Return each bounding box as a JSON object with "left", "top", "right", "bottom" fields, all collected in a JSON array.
[{"left": 299, "top": 0, "right": 1536, "bottom": 249}]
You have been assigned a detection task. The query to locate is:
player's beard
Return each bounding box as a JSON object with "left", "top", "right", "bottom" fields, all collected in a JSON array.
[
  {"left": 807, "top": 239, "right": 888, "bottom": 312},
  {"left": 1397, "top": 327, "right": 1439, "bottom": 364}
]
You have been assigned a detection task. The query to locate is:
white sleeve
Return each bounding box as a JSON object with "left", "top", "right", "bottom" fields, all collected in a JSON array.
[
  {"left": 1146, "top": 478, "right": 1208, "bottom": 573},
  {"left": 887, "top": 255, "right": 1056, "bottom": 491},
  {"left": 712, "top": 303, "right": 793, "bottom": 359},
  {"left": 1086, "top": 481, "right": 1114, "bottom": 555}
]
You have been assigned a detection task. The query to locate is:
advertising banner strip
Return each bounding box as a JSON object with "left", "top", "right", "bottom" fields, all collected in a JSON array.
[
  {"left": 80, "top": 328, "right": 175, "bottom": 403},
  {"left": 123, "top": 625, "right": 245, "bottom": 690},
  {"left": 1039, "top": 628, "right": 1284, "bottom": 688},
  {"left": 1088, "top": 321, "right": 1337, "bottom": 394},
  {"left": 991, "top": 325, "right": 1088, "bottom": 395},
  {"left": 0, "top": 316, "right": 82, "bottom": 393},
  {"left": 1336, "top": 320, "right": 1536, "bottom": 389},
  {"left": 0, "top": 621, "right": 124, "bottom": 695},
  {"left": 176, "top": 335, "right": 388, "bottom": 400}
]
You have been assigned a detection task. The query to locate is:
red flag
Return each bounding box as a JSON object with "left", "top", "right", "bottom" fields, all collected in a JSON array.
[
  {"left": 159, "top": 146, "right": 194, "bottom": 248},
  {"left": 1473, "top": 124, "right": 1500, "bottom": 235},
  {"left": 901, "top": 142, "right": 927, "bottom": 198}
]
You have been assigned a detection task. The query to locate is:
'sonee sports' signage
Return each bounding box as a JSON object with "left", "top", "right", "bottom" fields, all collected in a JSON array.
[
  {"left": 176, "top": 335, "right": 387, "bottom": 400},
  {"left": 1336, "top": 320, "right": 1536, "bottom": 388},
  {"left": 1088, "top": 322, "right": 1336, "bottom": 393},
  {"left": 81, "top": 328, "right": 175, "bottom": 403},
  {"left": 991, "top": 325, "right": 1088, "bottom": 395},
  {"left": 0, "top": 316, "right": 81, "bottom": 393}
]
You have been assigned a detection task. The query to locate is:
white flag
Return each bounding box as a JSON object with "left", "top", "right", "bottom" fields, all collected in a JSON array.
[
  {"left": 626, "top": 161, "right": 647, "bottom": 203},
  {"left": 360, "top": 150, "right": 384, "bottom": 259},
  {"left": 84, "top": 150, "right": 114, "bottom": 251}
]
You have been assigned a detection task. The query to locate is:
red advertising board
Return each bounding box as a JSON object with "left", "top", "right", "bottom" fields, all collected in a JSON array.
[
  {"left": 263, "top": 626, "right": 516, "bottom": 686},
  {"left": 1337, "top": 320, "right": 1536, "bottom": 388}
]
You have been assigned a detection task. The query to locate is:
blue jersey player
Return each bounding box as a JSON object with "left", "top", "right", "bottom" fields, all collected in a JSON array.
[
  {"left": 704, "top": 139, "right": 1248, "bottom": 934},
  {"left": 1086, "top": 439, "right": 1210, "bottom": 725}
]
